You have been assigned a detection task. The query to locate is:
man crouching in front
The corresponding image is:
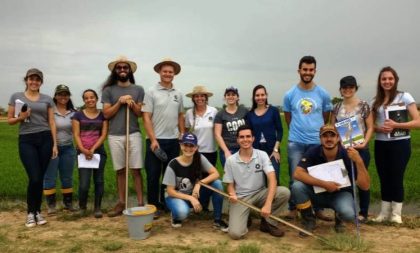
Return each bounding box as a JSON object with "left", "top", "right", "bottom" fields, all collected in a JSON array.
[
  {"left": 223, "top": 125, "right": 290, "bottom": 239},
  {"left": 292, "top": 124, "right": 370, "bottom": 236}
]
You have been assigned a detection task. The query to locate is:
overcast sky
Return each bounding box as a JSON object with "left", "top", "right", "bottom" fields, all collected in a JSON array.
[{"left": 1, "top": 0, "right": 419, "bottom": 109}]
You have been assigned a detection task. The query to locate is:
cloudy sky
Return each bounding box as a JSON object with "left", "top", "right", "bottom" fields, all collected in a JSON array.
[{"left": 1, "top": 0, "right": 419, "bottom": 108}]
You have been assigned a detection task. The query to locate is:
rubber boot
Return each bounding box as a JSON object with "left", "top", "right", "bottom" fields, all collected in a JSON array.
[
  {"left": 299, "top": 207, "right": 316, "bottom": 237},
  {"left": 372, "top": 201, "right": 391, "bottom": 222},
  {"left": 334, "top": 213, "right": 345, "bottom": 233},
  {"left": 45, "top": 193, "right": 57, "bottom": 215},
  {"left": 390, "top": 202, "right": 403, "bottom": 224},
  {"left": 63, "top": 192, "right": 77, "bottom": 212}
]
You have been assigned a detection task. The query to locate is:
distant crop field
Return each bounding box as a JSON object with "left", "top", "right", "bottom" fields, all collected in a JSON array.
[{"left": 0, "top": 116, "right": 419, "bottom": 203}]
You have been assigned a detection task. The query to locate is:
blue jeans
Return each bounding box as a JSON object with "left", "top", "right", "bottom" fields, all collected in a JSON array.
[
  {"left": 291, "top": 181, "right": 355, "bottom": 221},
  {"left": 219, "top": 148, "right": 239, "bottom": 168},
  {"left": 145, "top": 139, "right": 180, "bottom": 209},
  {"left": 357, "top": 148, "right": 370, "bottom": 216},
  {"left": 44, "top": 144, "right": 76, "bottom": 190},
  {"left": 287, "top": 141, "right": 318, "bottom": 210},
  {"left": 165, "top": 180, "right": 224, "bottom": 221},
  {"left": 78, "top": 146, "right": 107, "bottom": 209},
  {"left": 255, "top": 142, "right": 280, "bottom": 185},
  {"left": 19, "top": 131, "right": 53, "bottom": 213}
]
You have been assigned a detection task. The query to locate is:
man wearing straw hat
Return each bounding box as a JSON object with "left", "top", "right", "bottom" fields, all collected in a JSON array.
[
  {"left": 101, "top": 56, "right": 145, "bottom": 217},
  {"left": 223, "top": 125, "right": 290, "bottom": 239},
  {"left": 142, "top": 58, "right": 185, "bottom": 218},
  {"left": 292, "top": 124, "right": 370, "bottom": 235}
]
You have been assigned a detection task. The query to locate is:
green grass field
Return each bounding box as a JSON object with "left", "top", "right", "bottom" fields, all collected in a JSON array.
[{"left": 0, "top": 118, "right": 419, "bottom": 203}]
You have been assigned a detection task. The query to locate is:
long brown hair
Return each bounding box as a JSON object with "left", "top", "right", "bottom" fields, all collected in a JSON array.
[{"left": 372, "top": 66, "right": 400, "bottom": 114}]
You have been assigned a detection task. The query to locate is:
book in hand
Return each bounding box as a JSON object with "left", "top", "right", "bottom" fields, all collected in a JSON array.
[
  {"left": 307, "top": 159, "right": 351, "bottom": 194},
  {"left": 334, "top": 116, "right": 365, "bottom": 148},
  {"left": 385, "top": 103, "right": 409, "bottom": 138}
]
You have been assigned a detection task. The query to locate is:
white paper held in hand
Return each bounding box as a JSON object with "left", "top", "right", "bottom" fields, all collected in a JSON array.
[
  {"left": 78, "top": 154, "right": 100, "bottom": 169},
  {"left": 307, "top": 159, "right": 351, "bottom": 193}
]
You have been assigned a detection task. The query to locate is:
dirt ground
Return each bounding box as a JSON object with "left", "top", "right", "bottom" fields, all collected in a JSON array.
[{"left": 0, "top": 208, "right": 419, "bottom": 253}]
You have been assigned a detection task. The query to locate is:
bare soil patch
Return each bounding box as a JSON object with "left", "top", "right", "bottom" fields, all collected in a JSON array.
[{"left": 0, "top": 210, "right": 419, "bottom": 253}]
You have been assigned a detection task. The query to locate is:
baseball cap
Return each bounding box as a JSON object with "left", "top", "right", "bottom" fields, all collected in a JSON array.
[
  {"left": 340, "top": 76, "right": 358, "bottom": 88},
  {"left": 26, "top": 68, "right": 43, "bottom": 82},
  {"left": 180, "top": 133, "right": 198, "bottom": 146},
  {"left": 54, "top": 84, "right": 71, "bottom": 95},
  {"left": 224, "top": 86, "right": 239, "bottom": 96},
  {"left": 319, "top": 124, "right": 338, "bottom": 136}
]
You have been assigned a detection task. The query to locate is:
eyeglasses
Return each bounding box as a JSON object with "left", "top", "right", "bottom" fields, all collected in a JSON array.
[{"left": 115, "top": 65, "right": 129, "bottom": 71}]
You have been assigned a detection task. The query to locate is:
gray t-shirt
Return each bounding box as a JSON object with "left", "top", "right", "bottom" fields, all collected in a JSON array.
[
  {"left": 141, "top": 83, "right": 184, "bottom": 139},
  {"left": 101, "top": 84, "right": 144, "bottom": 135},
  {"left": 214, "top": 106, "right": 248, "bottom": 150},
  {"left": 162, "top": 154, "right": 212, "bottom": 195},
  {"left": 54, "top": 109, "right": 75, "bottom": 146},
  {"left": 223, "top": 149, "right": 274, "bottom": 198},
  {"left": 9, "top": 92, "right": 54, "bottom": 135}
]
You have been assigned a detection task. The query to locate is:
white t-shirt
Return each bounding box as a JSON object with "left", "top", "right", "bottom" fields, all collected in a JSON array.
[
  {"left": 185, "top": 106, "right": 218, "bottom": 153},
  {"left": 374, "top": 92, "right": 415, "bottom": 141}
]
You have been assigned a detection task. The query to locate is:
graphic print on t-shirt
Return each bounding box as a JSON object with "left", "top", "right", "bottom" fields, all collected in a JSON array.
[{"left": 298, "top": 98, "right": 317, "bottom": 115}]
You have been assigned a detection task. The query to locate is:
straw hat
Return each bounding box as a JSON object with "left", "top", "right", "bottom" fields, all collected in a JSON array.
[
  {"left": 108, "top": 56, "right": 137, "bottom": 73},
  {"left": 154, "top": 58, "right": 181, "bottom": 75},
  {"left": 186, "top": 85, "right": 213, "bottom": 98}
]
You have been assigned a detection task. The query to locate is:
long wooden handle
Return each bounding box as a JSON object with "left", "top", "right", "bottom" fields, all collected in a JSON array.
[
  {"left": 125, "top": 106, "right": 130, "bottom": 210},
  {"left": 199, "top": 182, "right": 326, "bottom": 241}
]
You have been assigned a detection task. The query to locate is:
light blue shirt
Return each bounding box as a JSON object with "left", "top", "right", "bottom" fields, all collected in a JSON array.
[{"left": 283, "top": 84, "right": 332, "bottom": 144}]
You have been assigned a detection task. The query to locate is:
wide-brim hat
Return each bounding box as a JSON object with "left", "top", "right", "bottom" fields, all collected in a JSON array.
[
  {"left": 108, "top": 56, "right": 137, "bottom": 73},
  {"left": 154, "top": 58, "right": 181, "bottom": 75},
  {"left": 186, "top": 85, "right": 213, "bottom": 98}
]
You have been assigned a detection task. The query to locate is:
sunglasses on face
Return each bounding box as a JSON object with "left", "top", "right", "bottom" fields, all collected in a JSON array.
[{"left": 115, "top": 65, "right": 129, "bottom": 71}]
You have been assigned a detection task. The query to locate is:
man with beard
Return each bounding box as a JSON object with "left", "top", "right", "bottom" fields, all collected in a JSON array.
[
  {"left": 102, "top": 56, "right": 145, "bottom": 217},
  {"left": 291, "top": 125, "right": 370, "bottom": 235},
  {"left": 283, "top": 56, "right": 333, "bottom": 221},
  {"left": 142, "top": 58, "right": 184, "bottom": 218}
]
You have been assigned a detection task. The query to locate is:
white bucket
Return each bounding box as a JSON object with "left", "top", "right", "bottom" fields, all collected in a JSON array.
[{"left": 123, "top": 205, "right": 156, "bottom": 240}]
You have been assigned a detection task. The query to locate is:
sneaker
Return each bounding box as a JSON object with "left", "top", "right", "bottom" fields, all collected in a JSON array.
[
  {"left": 25, "top": 213, "right": 36, "bottom": 228},
  {"left": 171, "top": 218, "right": 182, "bottom": 228},
  {"left": 260, "top": 218, "right": 285, "bottom": 237},
  {"left": 358, "top": 214, "right": 368, "bottom": 224},
  {"left": 35, "top": 212, "right": 47, "bottom": 225},
  {"left": 94, "top": 209, "right": 103, "bottom": 219},
  {"left": 213, "top": 220, "right": 229, "bottom": 232},
  {"left": 107, "top": 202, "right": 125, "bottom": 217}
]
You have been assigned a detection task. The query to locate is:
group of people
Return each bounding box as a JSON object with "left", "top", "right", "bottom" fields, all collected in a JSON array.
[{"left": 7, "top": 55, "right": 420, "bottom": 240}]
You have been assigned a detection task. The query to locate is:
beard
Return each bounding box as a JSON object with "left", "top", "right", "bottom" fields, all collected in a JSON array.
[
  {"left": 118, "top": 74, "right": 129, "bottom": 82},
  {"left": 322, "top": 142, "right": 338, "bottom": 150},
  {"left": 300, "top": 74, "right": 314, "bottom": 84}
]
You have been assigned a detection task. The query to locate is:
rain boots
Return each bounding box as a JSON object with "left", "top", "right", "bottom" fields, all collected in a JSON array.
[
  {"left": 299, "top": 207, "right": 316, "bottom": 237},
  {"left": 45, "top": 193, "right": 57, "bottom": 215},
  {"left": 372, "top": 201, "right": 391, "bottom": 222},
  {"left": 63, "top": 192, "right": 77, "bottom": 212},
  {"left": 390, "top": 202, "right": 403, "bottom": 224}
]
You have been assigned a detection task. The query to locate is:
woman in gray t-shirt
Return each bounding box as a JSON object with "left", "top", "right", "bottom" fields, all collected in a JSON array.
[{"left": 7, "top": 68, "right": 57, "bottom": 228}]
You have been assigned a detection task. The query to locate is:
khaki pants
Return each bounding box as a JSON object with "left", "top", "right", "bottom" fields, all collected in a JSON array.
[{"left": 228, "top": 186, "right": 290, "bottom": 239}]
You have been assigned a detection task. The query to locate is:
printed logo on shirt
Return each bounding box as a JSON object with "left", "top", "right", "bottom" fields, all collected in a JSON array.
[
  {"left": 298, "top": 98, "right": 317, "bottom": 115},
  {"left": 226, "top": 119, "right": 246, "bottom": 132},
  {"left": 255, "top": 163, "right": 263, "bottom": 173},
  {"left": 208, "top": 116, "right": 213, "bottom": 121},
  {"left": 173, "top": 95, "right": 179, "bottom": 103}
]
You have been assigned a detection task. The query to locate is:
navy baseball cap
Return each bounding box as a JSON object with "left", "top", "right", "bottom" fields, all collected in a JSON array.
[{"left": 180, "top": 133, "right": 198, "bottom": 146}]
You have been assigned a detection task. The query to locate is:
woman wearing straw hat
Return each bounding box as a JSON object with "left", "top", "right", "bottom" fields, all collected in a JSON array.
[
  {"left": 214, "top": 86, "right": 248, "bottom": 167},
  {"left": 185, "top": 85, "right": 218, "bottom": 166},
  {"left": 43, "top": 84, "right": 78, "bottom": 215},
  {"left": 7, "top": 68, "right": 58, "bottom": 227}
]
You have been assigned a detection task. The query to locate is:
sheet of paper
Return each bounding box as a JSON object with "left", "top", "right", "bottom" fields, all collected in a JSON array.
[
  {"left": 307, "top": 159, "right": 351, "bottom": 194},
  {"left": 77, "top": 154, "right": 100, "bottom": 169},
  {"left": 14, "top": 99, "right": 25, "bottom": 118}
]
